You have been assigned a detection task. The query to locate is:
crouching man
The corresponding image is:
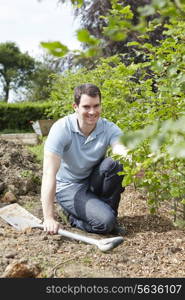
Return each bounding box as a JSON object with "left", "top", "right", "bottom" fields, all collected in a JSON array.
[{"left": 41, "top": 83, "right": 129, "bottom": 235}]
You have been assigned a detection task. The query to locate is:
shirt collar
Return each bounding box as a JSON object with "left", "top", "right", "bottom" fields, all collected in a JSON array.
[
  {"left": 70, "top": 113, "right": 104, "bottom": 138},
  {"left": 70, "top": 113, "right": 80, "bottom": 133}
]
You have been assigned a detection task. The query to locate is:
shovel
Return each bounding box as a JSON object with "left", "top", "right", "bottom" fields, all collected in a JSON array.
[{"left": 0, "top": 203, "right": 123, "bottom": 252}]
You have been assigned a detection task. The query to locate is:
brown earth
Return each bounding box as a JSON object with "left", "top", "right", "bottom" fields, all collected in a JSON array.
[{"left": 0, "top": 139, "right": 185, "bottom": 278}]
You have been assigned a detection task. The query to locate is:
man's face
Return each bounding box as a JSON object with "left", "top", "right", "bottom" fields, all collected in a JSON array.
[{"left": 73, "top": 94, "right": 102, "bottom": 127}]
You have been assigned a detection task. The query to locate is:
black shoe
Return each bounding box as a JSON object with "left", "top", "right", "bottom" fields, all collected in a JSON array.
[{"left": 111, "top": 224, "right": 126, "bottom": 235}]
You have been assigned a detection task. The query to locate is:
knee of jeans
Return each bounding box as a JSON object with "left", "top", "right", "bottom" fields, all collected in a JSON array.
[
  {"left": 100, "top": 157, "right": 115, "bottom": 171},
  {"left": 97, "top": 213, "right": 115, "bottom": 233},
  {"left": 100, "top": 157, "right": 123, "bottom": 173}
]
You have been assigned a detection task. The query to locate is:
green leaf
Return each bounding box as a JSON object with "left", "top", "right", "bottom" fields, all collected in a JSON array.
[
  {"left": 180, "top": 198, "right": 185, "bottom": 205},
  {"left": 137, "top": 5, "right": 155, "bottom": 16},
  {"left": 84, "top": 47, "right": 99, "bottom": 57},
  {"left": 150, "top": 134, "right": 166, "bottom": 152},
  {"left": 77, "top": 29, "right": 100, "bottom": 46},
  {"left": 167, "top": 65, "right": 177, "bottom": 76},
  {"left": 122, "top": 174, "right": 133, "bottom": 186},
  {"left": 40, "top": 41, "right": 69, "bottom": 57},
  {"left": 77, "top": 29, "right": 91, "bottom": 43},
  {"left": 152, "top": 0, "right": 167, "bottom": 9},
  {"left": 167, "top": 142, "right": 185, "bottom": 158},
  {"left": 110, "top": 31, "right": 126, "bottom": 41},
  {"left": 71, "top": 0, "right": 83, "bottom": 7},
  {"left": 127, "top": 41, "right": 140, "bottom": 46},
  {"left": 151, "top": 60, "right": 164, "bottom": 73}
]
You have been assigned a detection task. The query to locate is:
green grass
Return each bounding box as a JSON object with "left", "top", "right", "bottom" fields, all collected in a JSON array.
[{"left": 27, "top": 137, "right": 46, "bottom": 163}]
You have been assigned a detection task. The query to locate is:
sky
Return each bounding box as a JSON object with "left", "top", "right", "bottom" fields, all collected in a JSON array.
[{"left": 0, "top": 0, "right": 81, "bottom": 59}]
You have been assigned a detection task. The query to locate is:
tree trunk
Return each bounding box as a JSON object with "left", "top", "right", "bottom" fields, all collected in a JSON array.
[{"left": 4, "top": 82, "right": 10, "bottom": 102}]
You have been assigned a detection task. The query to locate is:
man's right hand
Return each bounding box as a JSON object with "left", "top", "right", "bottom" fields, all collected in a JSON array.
[{"left": 43, "top": 217, "right": 60, "bottom": 234}]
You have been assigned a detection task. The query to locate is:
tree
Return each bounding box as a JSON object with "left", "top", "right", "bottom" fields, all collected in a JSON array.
[
  {"left": 43, "top": 0, "right": 164, "bottom": 70},
  {"left": 25, "top": 52, "right": 62, "bottom": 102},
  {"left": 0, "top": 42, "right": 35, "bottom": 102}
]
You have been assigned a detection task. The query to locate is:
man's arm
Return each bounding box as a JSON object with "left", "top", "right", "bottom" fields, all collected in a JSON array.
[{"left": 41, "top": 150, "right": 61, "bottom": 234}]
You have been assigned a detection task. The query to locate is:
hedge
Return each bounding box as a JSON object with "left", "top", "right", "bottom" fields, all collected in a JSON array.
[{"left": 0, "top": 101, "right": 54, "bottom": 131}]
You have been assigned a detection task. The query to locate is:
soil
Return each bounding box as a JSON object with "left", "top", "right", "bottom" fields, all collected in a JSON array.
[{"left": 0, "top": 139, "right": 185, "bottom": 278}]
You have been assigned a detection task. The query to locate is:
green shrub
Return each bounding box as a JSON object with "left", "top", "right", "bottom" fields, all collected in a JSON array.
[{"left": 0, "top": 101, "right": 55, "bottom": 131}]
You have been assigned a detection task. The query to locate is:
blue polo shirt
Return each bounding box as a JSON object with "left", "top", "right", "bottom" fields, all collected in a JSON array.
[{"left": 44, "top": 113, "right": 122, "bottom": 192}]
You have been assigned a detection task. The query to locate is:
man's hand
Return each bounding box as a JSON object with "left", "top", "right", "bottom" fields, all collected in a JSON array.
[{"left": 43, "top": 217, "right": 60, "bottom": 234}]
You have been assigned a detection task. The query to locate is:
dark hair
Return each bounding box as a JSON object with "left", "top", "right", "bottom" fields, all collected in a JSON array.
[{"left": 74, "top": 83, "right": 101, "bottom": 105}]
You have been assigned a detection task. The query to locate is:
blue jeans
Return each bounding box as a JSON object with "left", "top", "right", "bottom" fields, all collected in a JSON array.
[{"left": 55, "top": 157, "right": 124, "bottom": 234}]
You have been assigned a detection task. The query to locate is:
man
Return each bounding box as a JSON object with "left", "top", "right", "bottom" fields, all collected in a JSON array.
[{"left": 41, "top": 83, "right": 129, "bottom": 235}]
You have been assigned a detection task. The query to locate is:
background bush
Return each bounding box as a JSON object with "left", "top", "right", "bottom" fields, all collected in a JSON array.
[{"left": 0, "top": 101, "right": 54, "bottom": 131}]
